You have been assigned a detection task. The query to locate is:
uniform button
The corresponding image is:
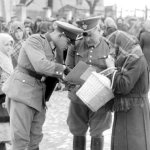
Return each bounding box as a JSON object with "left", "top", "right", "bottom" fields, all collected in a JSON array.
[
  {"left": 60, "top": 72, "right": 62, "bottom": 75},
  {"left": 90, "top": 55, "right": 92, "bottom": 58},
  {"left": 76, "top": 53, "right": 79, "bottom": 55},
  {"left": 56, "top": 71, "right": 58, "bottom": 74},
  {"left": 90, "top": 50, "right": 93, "bottom": 53},
  {"left": 22, "top": 80, "right": 25, "bottom": 82},
  {"left": 89, "top": 60, "right": 91, "bottom": 62}
]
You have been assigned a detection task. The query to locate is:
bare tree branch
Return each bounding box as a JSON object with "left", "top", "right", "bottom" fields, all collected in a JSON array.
[
  {"left": 26, "top": 0, "right": 34, "bottom": 6},
  {"left": 93, "top": 0, "right": 99, "bottom": 9},
  {"left": 85, "top": 0, "right": 92, "bottom": 8},
  {"left": 85, "top": 0, "right": 100, "bottom": 15}
]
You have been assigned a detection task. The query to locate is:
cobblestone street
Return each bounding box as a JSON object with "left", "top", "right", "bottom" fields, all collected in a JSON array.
[{"left": 40, "top": 91, "right": 112, "bottom": 150}]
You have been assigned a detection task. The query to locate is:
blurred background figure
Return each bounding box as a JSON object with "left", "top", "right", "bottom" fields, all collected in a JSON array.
[
  {"left": 24, "top": 17, "right": 33, "bottom": 38},
  {"left": 116, "top": 17, "right": 129, "bottom": 32},
  {"left": 128, "top": 20, "right": 143, "bottom": 37},
  {"left": 32, "top": 16, "right": 42, "bottom": 34},
  {"left": 9, "top": 21, "right": 26, "bottom": 68},
  {"left": 103, "top": 17, "right": 117, "bottom": 37},
  {"left": 0, "top": 33, "right": 14, "bottom": 150}
]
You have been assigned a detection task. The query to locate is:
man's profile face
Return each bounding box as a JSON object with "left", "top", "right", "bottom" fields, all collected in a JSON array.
[
  {"left": 55, "top": 32, "right": 70, "bottom": 51},
  {"left": 83, "top": 27, "right": 99, "bottom": 47}
]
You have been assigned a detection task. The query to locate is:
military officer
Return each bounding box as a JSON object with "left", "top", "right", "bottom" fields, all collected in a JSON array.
[
  {"left": 2, "top": 21, "right": 83, "bottom": 150},
  {"left": 65, "top": 16, "right": 112, "bottom": 150}
]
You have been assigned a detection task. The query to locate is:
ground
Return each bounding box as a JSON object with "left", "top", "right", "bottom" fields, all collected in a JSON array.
[{"left": 40, "top": 91, "right": 112, "bottom": 150}]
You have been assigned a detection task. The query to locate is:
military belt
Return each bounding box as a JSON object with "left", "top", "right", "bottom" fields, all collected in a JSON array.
[{"left": 17, "top": 65, "right": 43, "bottom": 81}]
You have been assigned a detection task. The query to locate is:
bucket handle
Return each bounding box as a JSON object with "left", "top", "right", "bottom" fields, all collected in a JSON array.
[
  {"left": 110, "top": 70, "right": 117, "bottom": 89},
  {"left": 99, "top": 67, "right": 116, "bottom": 76},
  {"left": 99, "top": 67, "right": 117, "bottom": 89}
]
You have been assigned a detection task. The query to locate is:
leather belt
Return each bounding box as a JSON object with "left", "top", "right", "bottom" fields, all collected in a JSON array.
[{"left": 17, "top": 65, "right": 43, "bottom": 80}]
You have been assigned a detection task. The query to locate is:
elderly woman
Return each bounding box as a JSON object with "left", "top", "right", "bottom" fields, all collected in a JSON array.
[
  {"left": 0, "top": 33, "right": 14, "bottom": 150},
  {"left": 105, "top": 30, "right": 150, "bottom": 150}
]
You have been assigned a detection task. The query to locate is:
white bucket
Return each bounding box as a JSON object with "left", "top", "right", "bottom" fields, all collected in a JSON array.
[{"left": 76, "top": 68, "right": 116, "bottom": 112}]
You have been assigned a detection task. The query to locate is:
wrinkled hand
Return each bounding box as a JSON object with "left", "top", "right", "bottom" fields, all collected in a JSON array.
[{"left": 105, "top": 55, "right": 115, "bottom": 68}]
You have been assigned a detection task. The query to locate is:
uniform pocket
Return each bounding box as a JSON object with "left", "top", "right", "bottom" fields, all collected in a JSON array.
[{"left": 14, "top": 72, "right": 36, "bottom": 87}]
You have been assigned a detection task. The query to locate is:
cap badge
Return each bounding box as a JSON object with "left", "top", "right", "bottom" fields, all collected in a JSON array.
[{"left": 82, "top": 22, "right": 88, "bottom": 30}]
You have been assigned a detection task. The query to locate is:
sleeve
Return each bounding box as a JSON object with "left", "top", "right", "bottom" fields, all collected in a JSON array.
[
  {"left": 24, "top": 36, "right": 65, "bottom": 77},
  {"left": 112, "top": 57, "right": 145, "bottom": 95}
]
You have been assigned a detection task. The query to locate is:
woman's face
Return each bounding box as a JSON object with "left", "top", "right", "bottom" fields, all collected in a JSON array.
[
  {"left": 25, "top": 27, "right": 32, "bottom": 36},
  {"left": 15, "top": 29, "right": 24, "bottom": 41},
  {"left": 3, "top": 41, "right": 13, "bottom": 55}
]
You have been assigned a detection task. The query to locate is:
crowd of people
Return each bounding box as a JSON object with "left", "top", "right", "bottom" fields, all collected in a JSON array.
[{"left": 0, "top": 14, "right": 150, "bottom": 150}]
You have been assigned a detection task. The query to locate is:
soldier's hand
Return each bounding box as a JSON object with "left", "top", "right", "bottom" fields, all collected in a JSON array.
[{"left": 63, "top": 66, "right": 71, "bottom": 75}]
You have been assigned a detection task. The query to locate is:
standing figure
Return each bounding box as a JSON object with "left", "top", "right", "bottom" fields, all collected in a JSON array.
[
  {"left": 0, "top": 33, "right": 14, "bottom": 150},
  {"left": 9, "top": 21, "right": 26, "bottom": 68},
  {"left": 105, "top": 30, "right": 150, "bottom": 150},
  {"left": 65, "top": 16, "right": 112, "bottom": 150},
  {"left": 2, "top": 21, "right": 83, "bottom": 150}
]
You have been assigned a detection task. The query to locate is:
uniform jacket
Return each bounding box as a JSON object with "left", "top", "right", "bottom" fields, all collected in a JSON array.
[
  {"left": 65, "top": 37, "right": 110, "bottom": 104},
  {"left": 3, "top": 34, "right": 65, "bottom": 111}
]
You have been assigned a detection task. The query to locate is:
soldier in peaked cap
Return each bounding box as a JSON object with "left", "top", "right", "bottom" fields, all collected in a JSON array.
[
  {"left": 3, "top": 21, "right": 83, "bottom": 150},
  {"left": 65, "top": 16, "right": 112, "bottom": 150}
]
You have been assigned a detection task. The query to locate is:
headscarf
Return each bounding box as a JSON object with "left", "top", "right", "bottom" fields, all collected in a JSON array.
[
  {"left": 143, "top": 20, "right": 150, "bottom": 32},
  {"left": 104, "top": 17, "right": 117, "bottom": 29},
  {"left": 107, "top": 30, "right": 143, "bottom": 67},
  {"left": 0, "top": 33, "right": 14, "bottom": 74}
]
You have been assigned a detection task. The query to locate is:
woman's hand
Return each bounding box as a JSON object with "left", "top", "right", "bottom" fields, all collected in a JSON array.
[{"left": 105, "top": 55, "right": 115, "bottom": 68}]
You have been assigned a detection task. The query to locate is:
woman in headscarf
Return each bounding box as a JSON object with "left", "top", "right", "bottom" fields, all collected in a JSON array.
[
  {"left": 103, "top": 17, "right": 117, "bottom": 37},
  {"left": 9, "top": 21, "right": 26, "bottom": 68},
  {"left": 105, "top": 30, "right": 150, "bottom": 150},
  {"left": 0, "top": 33, "right": 14, "bottom": 150}
]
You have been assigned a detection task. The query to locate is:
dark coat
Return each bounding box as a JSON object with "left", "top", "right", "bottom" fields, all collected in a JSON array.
[{"left": 110, "top": 55, "right": 150, "bottom": 150}]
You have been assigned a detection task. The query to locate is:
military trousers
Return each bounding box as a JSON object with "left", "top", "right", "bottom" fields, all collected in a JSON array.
[
  {"left": 7, "top": 99, "right": 46, "bottom": 150},
  {"left": 67, "top": 101, "right": 112, "bottom": 137}
]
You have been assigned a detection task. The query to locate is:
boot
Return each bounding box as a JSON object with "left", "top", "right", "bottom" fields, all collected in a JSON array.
[
  {"left": 91, "top": 136, "right": 104, "bottom": 150},
  {"left": 32, "top": 147, "right": 39, "bottom": 150},
  {"left": 0, "top": 143, "right": 6, "bottom": 150},
  {"left": 73, "top": 136, "right": 86, "bottom": 150},
  {"left": 33, "top": 148, "right": 39, "bottom": 150},
  {"left": 27, "top": 147, "right": 39, "bottom": 150}
]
